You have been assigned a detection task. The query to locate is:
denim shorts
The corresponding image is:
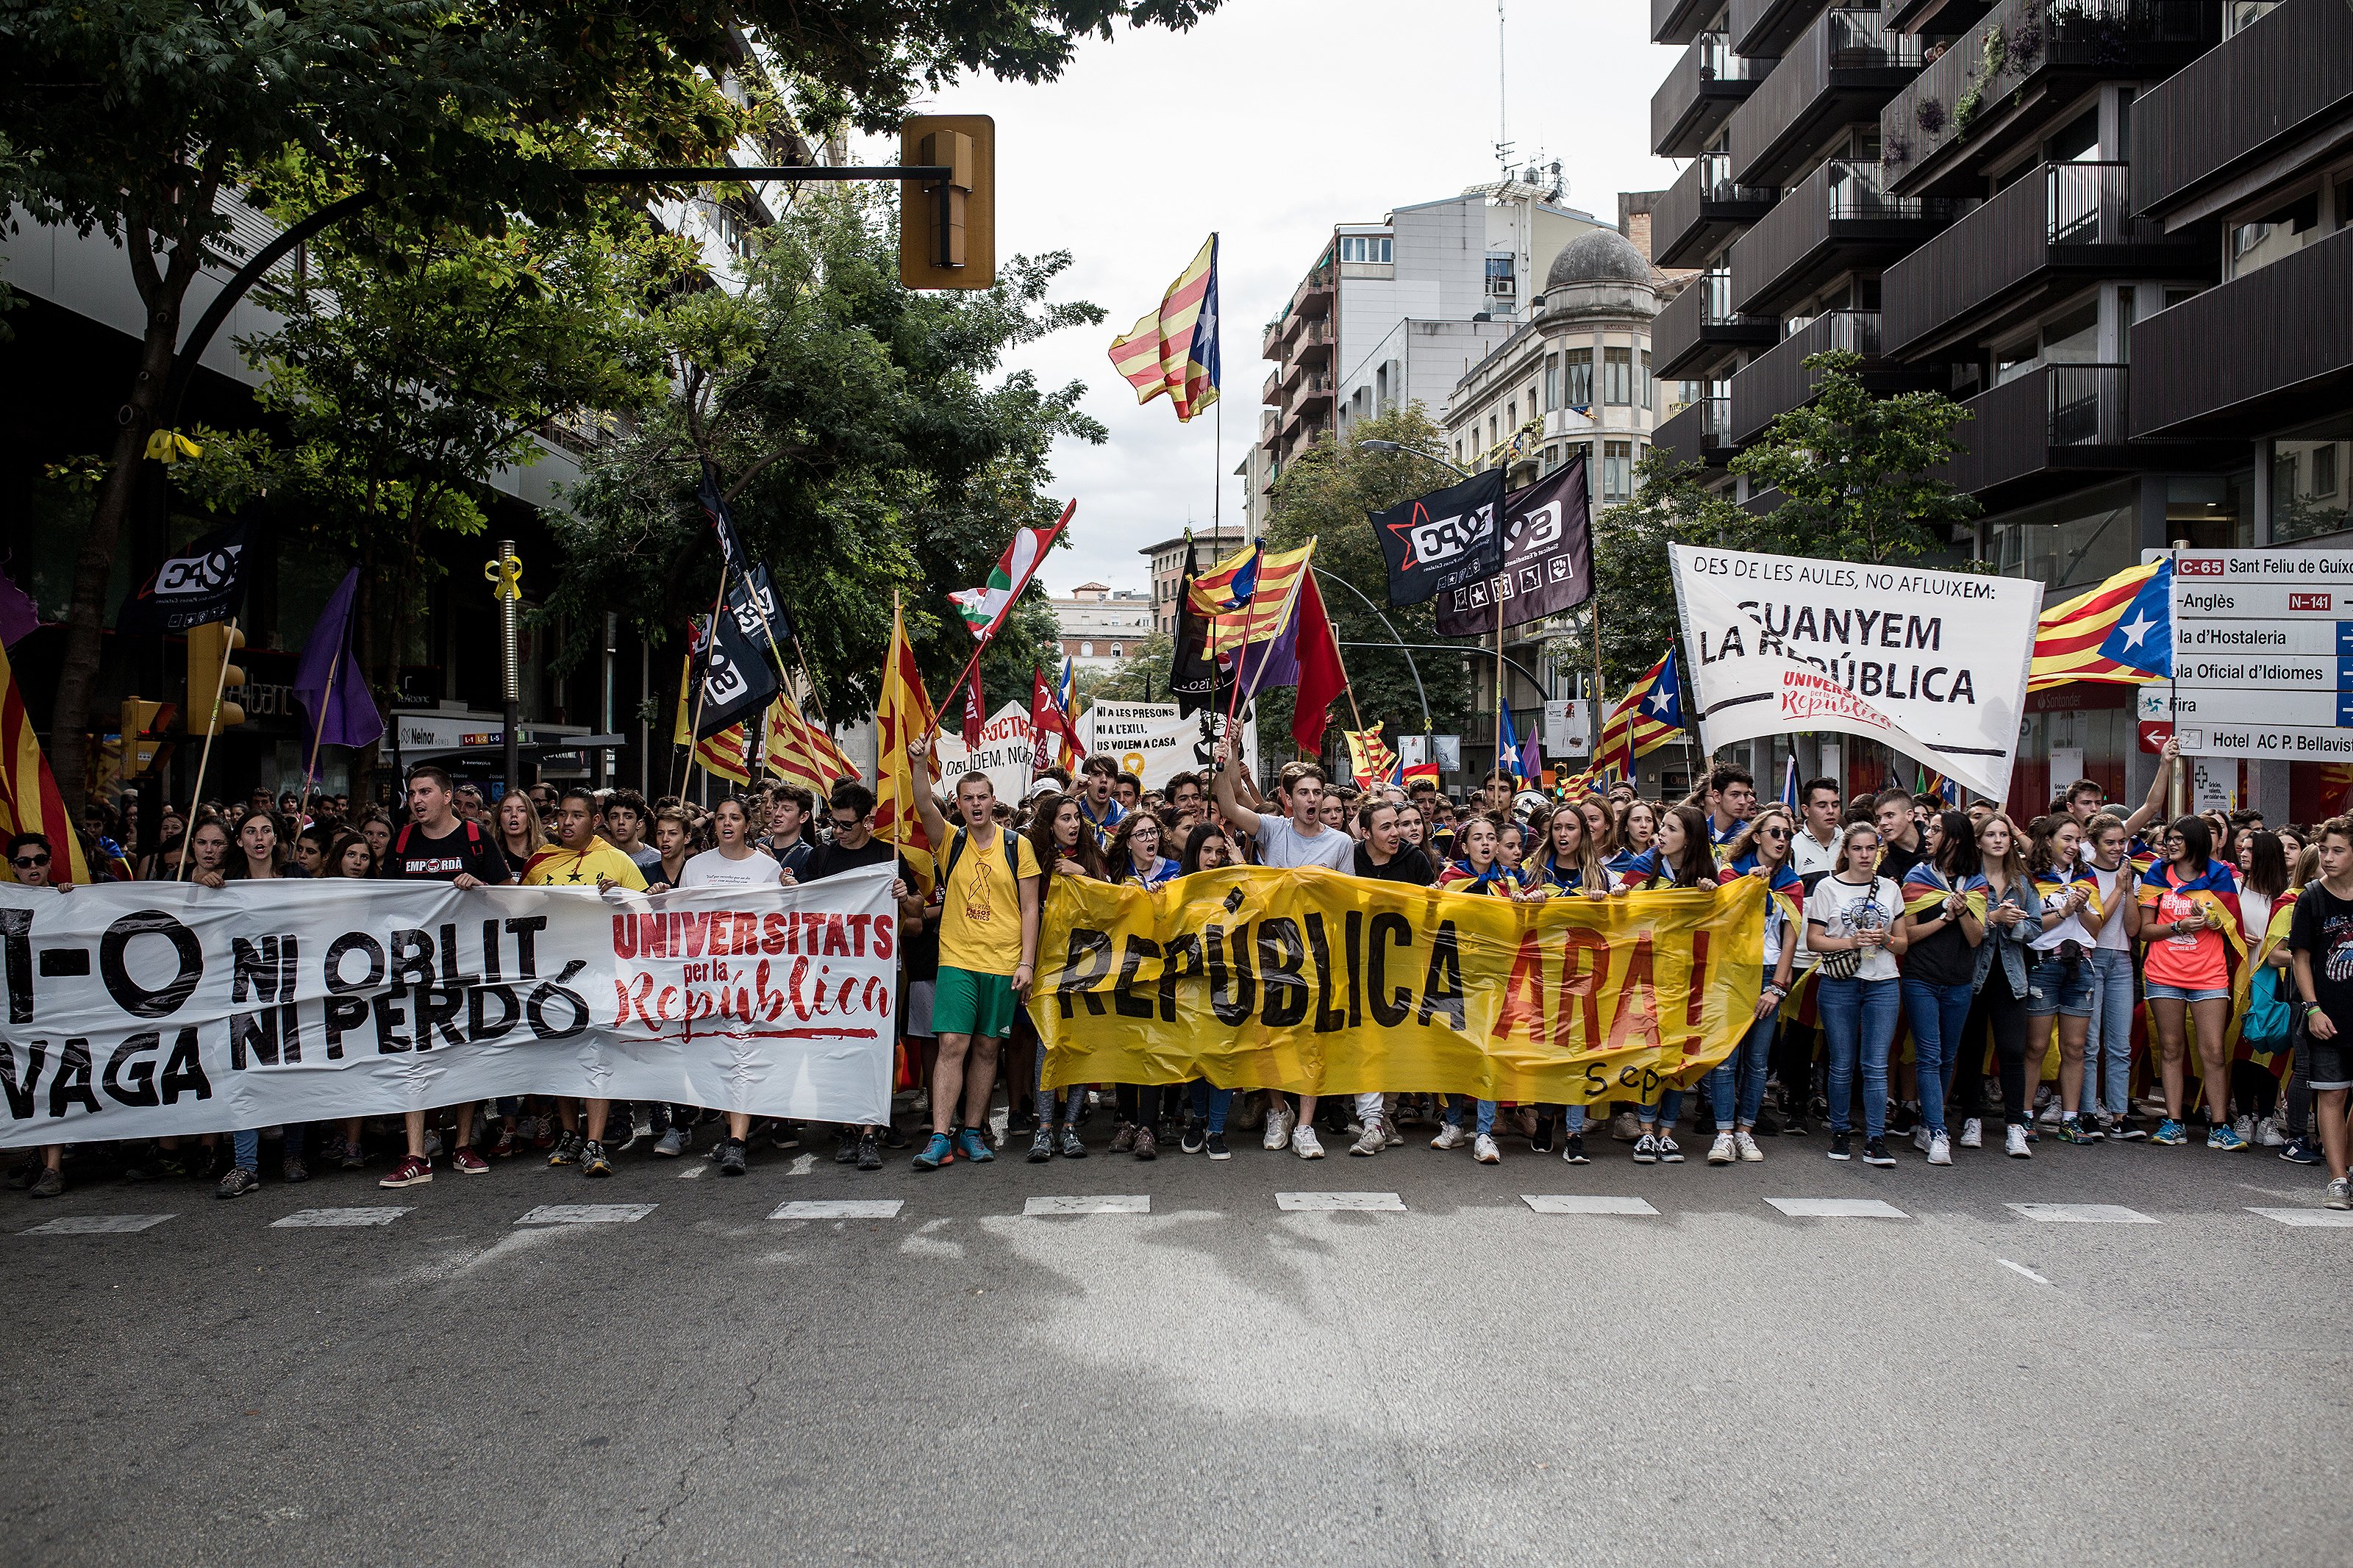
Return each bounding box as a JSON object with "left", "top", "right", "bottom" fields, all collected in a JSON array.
[
  {"left": 2026, "top": 952, "right": 2094, "bottom": 1018},
  {"left": 2145, "top": 981, "right": 2231, "bottom": 1004}
]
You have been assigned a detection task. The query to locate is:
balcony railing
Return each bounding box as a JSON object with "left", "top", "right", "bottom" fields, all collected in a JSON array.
[
  {"left": 1883, "top": 0, "right": 2221, "bottom": 193},
  {"left": 2132, "top": 224, "right": 2353, "bottom": 437},
  {"left": 1729, "top": 9, "right": 1939, "bottom": 186},
  {"left": 1731, "top": 0, "right": 1825, "bottom": 56},
  {"left": 1656, "top": 268, "right": 1781, "bottom": 376},
  {"left": 1262, "top": 369, "right": 1282, "bottom": 407},
  {"left": 1654, "top": 32, "right": 1774, "bottom": 157},
  {"left": 2130, "top": 0, "right": 2353, "bottom": 218},
  {"left": 1729, "top": 159, "right": 1972, "bottom": 315},
  {"left": 1940, "top": 364, "right": 2132, "bottom": 498},
  {"left": 1883, "top": 162, "right": 2208, "bottom": 352},
  {"left": 1654, "top": 0, "right": 1718, "bottom": 46},
  {"left": 1652, "top": 149, "right": 1781, "bottom": 267},
  {"left": 1729, "top": 309, "right": 1885, "bottom": 441}
]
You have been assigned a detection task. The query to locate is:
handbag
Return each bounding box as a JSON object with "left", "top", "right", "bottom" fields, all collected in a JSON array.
[
  {"left": 2243, "top": 964, "right": 2292, "bottom": 1049},
  {"left": 1816, "top": 945, "right": 1865, "bottom": 981}
]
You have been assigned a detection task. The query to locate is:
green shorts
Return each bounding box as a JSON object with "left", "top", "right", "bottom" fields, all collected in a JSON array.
[{"left": 933, "top": 965, "right": 1021, "bottom": 1040}]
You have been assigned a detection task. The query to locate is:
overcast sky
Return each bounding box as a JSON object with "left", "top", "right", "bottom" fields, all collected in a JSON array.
[{"left": 851, "top": 0, "right": 1679, "bottom": 598}]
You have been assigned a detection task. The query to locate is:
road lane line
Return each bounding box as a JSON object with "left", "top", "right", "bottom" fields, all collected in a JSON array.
[
  {"left": 1998, "top": 1258, "right": 2053, "bottom": 1284},
  {"left": 1024, "top": 1195, "right": 1149, "bottom": 1215},
  {"left": 2246, "top": 1206, "right": 2353, "bottom": 1228},
  {"left": 2007, "top": 1203, "right": 2158, "bottom": 1224},
  {"left": 271, "top": 1208, "right": 411, "bottom": 1228},
  {"left": 1275, "top": 1192, "right": 1406, "bottom": 1211},
  {"left": 1521, "top": 1195, "right": 1658, "bottom": 1215},
  {"left": 1763, "top": 1198, "right": 1908, "bottom": 1219},
  {"left": 514, "top": 1203, "right": 657, "bottom": 1225},
  {"left": 772, "top": 1199, "right": 905, "bottom": 1220},
  {"left": 20, "top": 1214, "right": 176, "bottom": 1235}
]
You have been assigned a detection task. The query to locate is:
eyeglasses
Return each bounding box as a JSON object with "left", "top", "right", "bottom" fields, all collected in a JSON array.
[
  {"left": 829, "top": 817, "right": 863, "bottom": 831},
  {"left": 1760, "top": 827, "right": 1788, "bottom": 840},
  {"left": 12, "top": 854, "right": 49, "bottom": 868}
]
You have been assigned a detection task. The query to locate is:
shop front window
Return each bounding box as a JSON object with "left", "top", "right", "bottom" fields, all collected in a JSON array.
[
  {"left": 2167, "top": 469, "right": 2256, "bottom": 550},
  {"left": 1986, "top": 477, "right": 2137, "bottom": 595}
]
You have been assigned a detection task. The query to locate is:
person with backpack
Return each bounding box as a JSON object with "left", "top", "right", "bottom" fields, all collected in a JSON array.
[
  {"left": 905, "top": 735, "right": 1040, "bottom": 1172},
  {"left": 376, "top": 766, "right": 513, "bottom": 1189}
]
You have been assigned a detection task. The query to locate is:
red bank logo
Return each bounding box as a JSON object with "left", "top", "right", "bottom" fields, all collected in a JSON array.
[
  {"left": 2176, "top": 557, "right": 2224, "bottom": 577},
  {"left": 2291, "top": 592, "right": 2332, "bottom": 612}
]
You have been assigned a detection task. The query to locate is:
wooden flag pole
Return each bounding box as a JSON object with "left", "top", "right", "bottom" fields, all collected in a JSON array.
[
  {"left": 178, "top": 615, "right": 239, "bottom": 882},
  {"left": 684, "top": 554, "right": 732, "bottom": 792},
  {"left": 293, "top": 651, "right": 338, "bottom": 830}
]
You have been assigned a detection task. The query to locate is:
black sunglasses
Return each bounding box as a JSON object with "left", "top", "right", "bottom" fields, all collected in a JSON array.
[
  {"left": 1760, "top": 827, "right": 1788, "bottom": 840},
  {"left": 829, "top": 815, "right": 863, "bottom": 830},
  {"left": 12, "top": 853, "right": 49, "bottom": 868}
]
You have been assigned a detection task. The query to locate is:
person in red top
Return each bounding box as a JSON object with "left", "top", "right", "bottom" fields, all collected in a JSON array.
[{"left": 2139, "top": 814, "right": 2246, "bottom": 1148}]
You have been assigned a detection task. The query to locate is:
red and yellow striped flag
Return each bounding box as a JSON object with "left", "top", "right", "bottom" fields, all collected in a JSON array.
[
  {"left": 2030, "top": 560, "right": 2165, "bottom": 692},
  {"left": 0, "top": 637, "right": 91, "bottom": 884},
  {"left": 1107, "top": 235, "right": 1221, "bottom": 423},
  {"left": 876, "top": 600, "right": 940, "bottom": 883}
]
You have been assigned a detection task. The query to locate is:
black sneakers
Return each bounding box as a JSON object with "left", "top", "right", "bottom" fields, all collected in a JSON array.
[
  {"left": 1828, "top": 1130, "right": 1853, "bottom": 1161},
  {"left": 1861, "top": 1136, "right": 1896, "bottom": 1167}
]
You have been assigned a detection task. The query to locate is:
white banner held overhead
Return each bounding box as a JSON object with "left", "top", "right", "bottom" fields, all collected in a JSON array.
[
  {"left": 0, "top": 870, "right": 899, "bottom": 1148},
  {"left": 1668, "top": 545, "right": 2043, "bottom": 803},
  {"left": 932, "top": 700, "right": 1035, "bottom": 801},
  {"left": 1078, "top": 701, "right": 1257, "bottom": 790}
]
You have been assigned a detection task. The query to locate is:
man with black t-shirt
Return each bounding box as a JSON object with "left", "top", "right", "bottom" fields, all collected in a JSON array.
[
  {"left": 2288, "top": 816, "right": 2353, "bottom": 1210},
  {"left": 805, "top": 781, "right": 915, "bottom": 1171},
  {"left": 376, "top": 767, "right": 513, "bottom": 1188},
  {"left": 1871, "top": 789, "right": 1927, "bottom": 884}
]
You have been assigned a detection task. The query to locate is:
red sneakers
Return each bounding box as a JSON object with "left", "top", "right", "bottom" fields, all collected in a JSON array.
[
  {"left": 379, "top": 1153, "right": 433, "bottom": 1188},
  {"left": 451, "top": 1147, "right": 490, "bottom": 1175}
]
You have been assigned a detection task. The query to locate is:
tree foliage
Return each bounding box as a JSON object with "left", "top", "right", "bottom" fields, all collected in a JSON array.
[{"left": 545, "top": 187, "right": 1103, "bottom": 726}]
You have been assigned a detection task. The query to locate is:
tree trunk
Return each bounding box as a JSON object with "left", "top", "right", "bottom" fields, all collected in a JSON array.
[{"left": 50, "top": 300, "right": 185, "bottom": 812}]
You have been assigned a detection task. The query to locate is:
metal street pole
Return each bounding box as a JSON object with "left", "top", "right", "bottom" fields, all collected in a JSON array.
[{"left": 491, "top": 541, "right": 521, "bottom": 799}]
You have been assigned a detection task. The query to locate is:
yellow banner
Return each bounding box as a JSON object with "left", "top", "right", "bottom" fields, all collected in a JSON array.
[{"left": 1034, "top": 868, "right": 1765, "bottom": 1105}]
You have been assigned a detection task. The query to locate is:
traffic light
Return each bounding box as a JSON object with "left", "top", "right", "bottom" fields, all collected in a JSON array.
[
  {"left": 899, "top": 115, "right": 994, "bottom": 290},
  {"left": 187, "top": 621, "right": 247, "bottom": 735},
  {"left": 119, "top": 698, "right": 176, "bottom": 774}
]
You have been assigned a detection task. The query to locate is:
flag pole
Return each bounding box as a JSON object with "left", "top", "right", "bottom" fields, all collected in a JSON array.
[
  {"left": 294, "top": 651, "right": 338, "bottom": 830},
  {"left": 178, "top": 615, "right": 238, "bottom": 882}
]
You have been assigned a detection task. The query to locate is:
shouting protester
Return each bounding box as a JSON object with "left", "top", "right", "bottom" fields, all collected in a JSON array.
[{"left": 521, "top": 786, "right": 648, "bottom": 1178}]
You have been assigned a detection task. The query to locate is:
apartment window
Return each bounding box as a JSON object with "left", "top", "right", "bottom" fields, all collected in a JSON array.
[
  {"left": 1988, "top": 479, "right": 2137, "bottom": 592},
  {"left": 1603, "top": 347, "right": 1635, "bottom": 406},
  {"left": 1489, "top": 415, "right": 1499, "bottom": 448},
  {"left": 1638, "top": 350, "right": 1653, "bottom": 413},
  {"left": 1339, "top": 235, "right": 1392, "bottom": 262},
  {"left": 1506, "top": 399, "right": 1517, "bottom": 429},
  {"left": 1544, "top": 444, "right": 1560, "bottom": 471},
  {"left": 2273, "top": 414, "right": 2353, "bottom": 543},
  {"left": 2230, "top": 189, "right": 2321, "bottom": 279},
  {"left": 1485, "top": 251, "right": 1516, "bottom": 297},
  {"left": 1081, "top": 642, "right": 1093, "bottom": 658},
  {"left": 1563, "top": 348, "right": 1593, "bottom": 409},
  {"left": 1603, "top": 440, "right": 1635, "bottom": 503},
  {"left": 1110, "top": 643, "right": 1122, "bottom": 659},
  {"left": 1543, "top": 353, "right": 1560, "bottom": 410}
]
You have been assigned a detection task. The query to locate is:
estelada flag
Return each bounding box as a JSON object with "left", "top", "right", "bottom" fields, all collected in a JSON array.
[
  {"left": 2029, "top": 559, "right": 2167, "bottom": 692},
  {"left": 876, "top": 600, "right": 940, "bottom": 881},
  {"left": 1596, "top": 648, "right": 1685, "bottom": 777},
  {"left": 1107, "top": 235, "right": 1220, "bottom": 423},
  {"left": 1345, "top": 723, "right": 1402, "bottom": 788},
  {"left": 0, "top": 634, "right": 90, "bottom": 883},
  {"left": 763, "top": 698, "right": 830, "bottom": 795},
  {"left": 949, "top": 499, "right": 1074, "bottom": 645}
]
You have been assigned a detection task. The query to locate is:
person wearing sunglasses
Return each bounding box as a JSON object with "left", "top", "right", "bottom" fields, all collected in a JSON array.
[
  {"left": 801, "top": 781, "right": 918, "bottom": 1171},
  {"left": 1710, "top": 808, "right": 1799, "bottom": 1164},
  {"left": 6, "top": 834, "right": 68, "bottom": 1198}
]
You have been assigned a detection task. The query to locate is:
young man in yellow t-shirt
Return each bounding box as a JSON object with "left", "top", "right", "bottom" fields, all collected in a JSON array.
[
  {"left": 521, "top": 786, "right": 647, "bottom": 1176},
  {"left": 907, "top": 736, "right": 1040, "bottom": 1170}
]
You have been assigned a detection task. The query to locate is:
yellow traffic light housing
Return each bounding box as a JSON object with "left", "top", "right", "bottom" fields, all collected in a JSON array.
[
  {"left": 899, "top": 115, "right": 994, "bottom": 290},
  {"left": 187, "top": 621, "right": 247, "bottom": 735},
  {"left": 119, "top": 698, "right": 174, "bottom": 773}
]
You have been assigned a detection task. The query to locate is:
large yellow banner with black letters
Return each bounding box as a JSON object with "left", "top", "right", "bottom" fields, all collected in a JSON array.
[{"left": 1035, "top": 868, "right": 1765, "bottom": 1104}]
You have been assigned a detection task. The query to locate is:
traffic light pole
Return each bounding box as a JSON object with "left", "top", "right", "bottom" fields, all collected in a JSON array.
[{"left": 178, "top": 615, "right": 240, "bottom": 881}]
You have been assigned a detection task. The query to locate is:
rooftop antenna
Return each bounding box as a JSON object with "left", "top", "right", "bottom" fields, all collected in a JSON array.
[{"left": 1493, "top": 0, "right": 1514, "bottom": 179}]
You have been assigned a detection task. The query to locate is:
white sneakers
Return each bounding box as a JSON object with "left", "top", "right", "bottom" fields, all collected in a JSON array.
[
  {"left": 2254, "top": 1116, "right": 2288, "bottom": 1148},
  {"left": 1262, "top": 1099, "right": 1295, "bottom": 1151},
  {"left": 2232, "top": 1114, "right": 2255, "bottom": 1145},
  {"left": 1927, "top": 1131, "right": 1953, "bottom": 1167},
  {"left": 1472, "top": 1133, "right": 1501, "bottom": 1164},
  {"left": 1348, "top": 1119, "right": 1387, "bottom": 1157},
  {"left": 1912, "top": 1125, "right": 1931, "bottom": 1154},
  {"left": 1707, "top": 1132, "right": 1737, "bottom": 1166},
  {"left": 1430, "top": 1123, "right": 1469, "bottom": 1150},
  {"left": 2004, "top": 1124, "right": 2032, "bottom": 1159},
  {"left": 1735, "top": 1129, "right": 1763, "bottom": 1162},
  {"left": 1291, "top": 1124, "right": 1325, "bottom": 1159},
  {"left": 1959, "top": 1118, "right": 1984, "bottom": 1149}
]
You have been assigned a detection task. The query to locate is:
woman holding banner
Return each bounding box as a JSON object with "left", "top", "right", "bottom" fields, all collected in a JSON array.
[
  {"left": 2140, "top": 815, "right": 2246, "bottom": 1149},
  {"left": 1108, "top": 813, "right": 1179, "bottom": 891},
  {"left": 2024, "top": 816, "right": 2100, "bottom": 1144},
  {"left": 1897, "top": 811, "right": 1985, "bottom": 1169},
  {"left": 1617, "top": 806, "right": 1719, "bottom": 1164},
  {"left": 1022, "top": 793, "right": 1105, "bottom": 1162},
  {"left": 1709, "top": 807, "right": 1799, "bottom": 1165},
  {"left": 1805, "top": 823, "right": 1906, "bottom": 1167},
  {"left": 1607, "top": 800, "right": 1657, "bottom": 879},
  {"left": 1432, "top": 817, "right": 1521, "bottom": 1164},
  {"left": 1972, "top": 815, "right": 2046, "bottom": 1159}
]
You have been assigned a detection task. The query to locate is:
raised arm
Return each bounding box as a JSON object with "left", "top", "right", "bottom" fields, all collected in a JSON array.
[
  {"left": 1211, "top": 740, "right": 1265, "bottom": 839},
  {"left": 2121, "top": 736, "right": 2178, "bottom": 837},
  {"left": 907, "top": 734, "right": 951, "bottom": 849}
]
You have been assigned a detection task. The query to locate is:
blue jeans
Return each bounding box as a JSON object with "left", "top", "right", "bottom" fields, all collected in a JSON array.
[
  {"left": 1444, "top": 1096, "right": 1499, "bottom": 1135},
  {"left": 231, "top": 1125, "right": 306, "bottom": 1173},
  {"left": 1638, "top": 1089, "right": 1685, "bottom": 1128},
  {"left": 1710, "top": 969, "right": 1779, "bottom": 1128},
  {"left": 1188, "top": 1079, "right": 1235, "bottom": 1134},
  {"left": 2085, "top": 948, "right": 2135, "bottom": 1117},
  {"left": 1900, "top": 976, "right": 1976, "bottom": 1136},
  {"left": 1818, "top": 975, "right": 1901, "bottom": 1137}
]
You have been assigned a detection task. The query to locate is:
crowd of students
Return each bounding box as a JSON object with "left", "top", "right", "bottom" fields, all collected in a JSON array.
[{"left": 10, "top": 735, "right": 2351, "bottom": 1212}]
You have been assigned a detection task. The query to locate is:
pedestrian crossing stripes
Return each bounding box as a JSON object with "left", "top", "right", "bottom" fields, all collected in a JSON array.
[
  {"left": 271, "top": 1207, "right": 413, "bottom": 1228},
  {"left": 2246, "top": 1206, "right": 2353, "bottom": 1228},
  {"left": 1024, "top": 1195, "right": 1149, "bottom": 1215},
  {"left": 2008, "top": 1203, "right": 2159, "bottom": 1224},
  {"left": 1765, "top": 1197, "right": 1909, "bottom": 1219},
  {"left": 1521, "top": 1195, "right": 1658, "bottom": 1215},
  {"left": 772, "top": 1199, "right": 904, "bottom": 1220},
  {"left": 514, "top": 1203, "right": 657, "bottom": 1225},
  {"left": 20, "top": 1214, "right": 176, "bottom": 1235},
  {"left": 1276, "top": 1192, "right": 1405, "bottom": 1211}
]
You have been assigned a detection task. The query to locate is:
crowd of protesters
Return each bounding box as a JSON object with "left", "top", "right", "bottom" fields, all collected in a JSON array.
[{"left": 9, "top": 733, "right": 2349, "bottom": 1213}]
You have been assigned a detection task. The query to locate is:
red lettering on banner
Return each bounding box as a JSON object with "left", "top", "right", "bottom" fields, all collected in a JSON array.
[
  {"left": 680, "top": 913, "right": 711, "bottom": 958},
  {"left": 1685, "top": 930, "right": 1710, "bottom": 1035},
  {"left": 762, "top": 913, "right": 788, "bottom": 954},
  {"left": 1490, "top": 930, "right": 1549, "bottom": 1042},
  {"left": 1554, "top": 929, "right": 1610, "bottom": 1050},
  {"left": 613, "top": 916, "right": 637, "bottom": 959},
  {"left": 1604, "top": 935, "right": 1660, "bottom": 1053}
]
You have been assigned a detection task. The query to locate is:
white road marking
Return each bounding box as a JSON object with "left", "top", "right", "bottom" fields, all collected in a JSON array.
[
  {"left": 20, "top": 1214, "right": 175, "bottom": 1235},
  {"left": 1998, "top": 1258, "right": 2053, "bottom": 1285},
  {"left": 788, "top": 1153, "right": 817, "bottom": 1176},
  {"left": 514, "top": 1203, "right": 657, "bottom": 1225},
  {"left": 772, "top": 1199, "right": 904, "bottom": 1220},
  {"left": 1764, "top": 1197, "right": 1909, "bottom": 1219},
  {"left": 2246, "top": 1206, "right": 2353, "bottom": 1228},
  {"left": 677, "top": 1162, "right": 710, "bottom": 1179},
  {"left": 2007, "top": 1202, "right": 2158, "bottom": 1224},
  {"left": 270, "top": 1207, "right": 411, "bottom": 1228},
  {"left": 1521, "top": 1195, "right": 1658, "bottom": 1216},
  {"left": 1276, "top": 1191, "right": 1406, "bottom": 1211},
  {"left": 1024, "top": 1195, "right": 1149, "bottom": 1215}
]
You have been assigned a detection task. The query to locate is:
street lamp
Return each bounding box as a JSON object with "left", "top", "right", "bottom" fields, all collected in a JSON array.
[{"left": 1358, "top": 437, "right": 1475, "bottom": 480}]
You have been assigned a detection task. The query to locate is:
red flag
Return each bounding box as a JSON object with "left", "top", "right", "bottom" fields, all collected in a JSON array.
[
  {"left": 1288, "top": 572, "right": 1348, "bottom": 754},
  {"left": 962, "top": 665, "right": 986, "bottom": 750},
  {"left": 1029, "top": 665, "right": 1085, "bottom": 767}
]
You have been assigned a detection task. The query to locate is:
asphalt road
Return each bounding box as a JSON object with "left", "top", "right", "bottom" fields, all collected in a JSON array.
[{"left": 5, "top": 1108, "right": 2349, "bottom": 1567}]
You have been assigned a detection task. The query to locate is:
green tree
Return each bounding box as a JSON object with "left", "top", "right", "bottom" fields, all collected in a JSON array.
[
  {"left": 544, "top": 187, "right": 1102, "bottom": 732},
  {"left": 1, "top": 0, "right": 1224, "bottom": 807},
  {"left": 1578, "top": 445, "right": 1763, "bottom": 694},
  {"left": 1253, "top": 405, "right": 1476, "bottom": 759}
]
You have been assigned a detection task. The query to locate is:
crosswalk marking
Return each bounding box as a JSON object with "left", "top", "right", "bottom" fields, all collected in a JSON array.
[
  {"left": 1521, "top": 1195, "right": 1658, "bottom": 1216},
  {"left": 2246, "top": 1206, "right": 2353, "bottom": 1228},
  {"left": 1765, "top": 1197, "right": 1909, "bottom": 1219},
  {"left": 515, "top": 1203, "right": 657, "bottom": 1225},
  {"left": 2009, "top": 1202, "right": 2158, "bottom": 1225},
  {"left": 21, "top": 1214, "right": 175, "bottom": 1235},
  {"left": 1024, "top": 1195, "right": 1149, "bottom": 1215},
  {"left": 772, "top": 1199, "right": 904, "bottom": 1220},
  {"left": 1277, "top": 1192, "right": 1405, "bottom": 1211},
  {"left": 271, "top": 1207, "right": 412, "bottom": 1228}
]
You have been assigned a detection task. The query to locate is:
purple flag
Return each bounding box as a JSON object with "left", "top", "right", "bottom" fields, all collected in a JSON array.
[
  {"left": 1519, "top": 723, "right": 1541, "bottom": 782},
  {"left": 294, "top": 568, "right": 384, "bottom": 751},
  {"left": 1223, "top": 594, "right": 1303, "bottom": 698},
  {"left": 0, "top": 564, "right": 42, "bottom": 649}
]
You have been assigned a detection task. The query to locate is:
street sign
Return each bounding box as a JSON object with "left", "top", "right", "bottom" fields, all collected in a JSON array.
[
  {"left": 2168, "top": 550, "right": 2353, "bottom": 757},
  {"left": 2168, "top": 688, "right": 2353, "bottom": 726},
  {"left": 2171, "top": 654, "right": 2353, "bottom": 689},
  {"left": 2175, "top": 619, "right": 2353, "bottom": 656}
]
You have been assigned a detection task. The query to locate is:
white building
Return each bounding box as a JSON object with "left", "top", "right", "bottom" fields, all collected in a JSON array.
[{"left": 1050, "top": 582, "right": 1155, "bottom": 670}]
